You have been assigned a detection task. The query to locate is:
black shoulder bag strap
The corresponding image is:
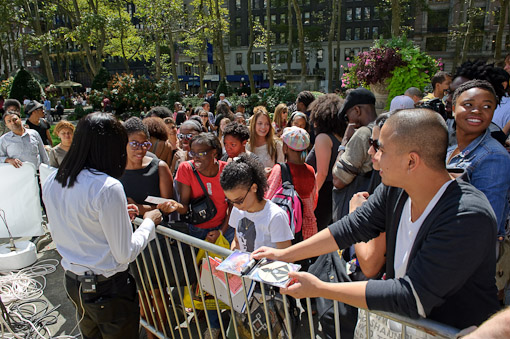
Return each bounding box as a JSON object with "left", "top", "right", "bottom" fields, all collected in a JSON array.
[
  {"left": 188, "top": 161, "right": 209, "bottom": 196},
  {"left": 279, "top": 163, "right": 293, "bottom": 185}
]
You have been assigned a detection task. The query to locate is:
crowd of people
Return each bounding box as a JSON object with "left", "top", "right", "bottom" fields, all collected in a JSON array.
[{"left": 1, "top": 59, "right": 510, "bottom": 339}]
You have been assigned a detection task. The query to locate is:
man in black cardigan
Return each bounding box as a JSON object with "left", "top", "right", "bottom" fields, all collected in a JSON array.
[{"left": 253, "top": 108, "right": 500, "bottom": 330}]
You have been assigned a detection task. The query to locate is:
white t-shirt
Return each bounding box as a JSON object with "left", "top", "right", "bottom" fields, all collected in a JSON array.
[{"left": 229, "top": 199, "right": 294, "bottom": 252}]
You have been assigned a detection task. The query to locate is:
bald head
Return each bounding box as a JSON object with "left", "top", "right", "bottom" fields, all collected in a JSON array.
[{"left": 385, "top": 108, "right": 448, "bottom": 171}]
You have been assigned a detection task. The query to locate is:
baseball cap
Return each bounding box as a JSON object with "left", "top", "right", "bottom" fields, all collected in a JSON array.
[
  {"left": 26, "top": 100, "right": 44, "bottom": 114},
  {"left": 389, "top": 95, "right": 415, "bottom": 111},
  {"left": 338, "top": 88, "right": 376, "bottom": 118},
  {"left": 281, "top": 126, "right": 310, "bottom": 151}
]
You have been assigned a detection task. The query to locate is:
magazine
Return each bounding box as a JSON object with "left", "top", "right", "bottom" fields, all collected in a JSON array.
[{"left": 216, "top": 250, "right": 301, "bottom": 288}]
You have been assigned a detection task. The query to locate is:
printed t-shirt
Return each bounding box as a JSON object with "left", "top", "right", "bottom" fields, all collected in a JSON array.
[
  {"left": 175, "top": 160, "right": 228, "bottom": 229},
  {"left": 229, "top": 200, "right": 294, "bottom": 252}
]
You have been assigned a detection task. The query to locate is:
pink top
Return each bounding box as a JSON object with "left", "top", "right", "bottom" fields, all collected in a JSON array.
[{"left": 265, "top": 163, "right": 318, "bottom": 239}]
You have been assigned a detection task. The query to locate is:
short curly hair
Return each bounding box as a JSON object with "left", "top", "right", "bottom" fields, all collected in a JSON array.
[
  {"left": 53, "top": 120, "right": 75, "bottom": 137},
  {"left": 223, "top": 122, "right": 250, "bottom": 142},
  {"left": 309, "top": 94, "right": 346, "bottom": 135},
  {"left": 123, "top": 117, "right": 149, "bottom": 138},
  {"left": 220, "top": 154, "right": 268, "bottom": 201},
  {"left": 142, "top": 117, "right": 168, "bottom": 141}
]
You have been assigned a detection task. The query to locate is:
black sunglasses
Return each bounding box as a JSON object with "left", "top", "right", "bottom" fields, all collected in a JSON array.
[{"left": 369, "top": 138, "right": 379, "bottom": 152}]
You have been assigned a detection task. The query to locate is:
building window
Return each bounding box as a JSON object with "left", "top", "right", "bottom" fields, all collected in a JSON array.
[
  {"left": 346, "top": 28, "right": 352, "bottom": 40},
  {"left": 236, "top": 53, "right": 243, "bottom": 65},
  {"left": 317, "top": 49, "right": 323, "bottom": 62},
  {"left": 252, "top": 52, "right": 261, "bottom": 64},
  {"left": 333, "top": 48, "right": 337, "bottom": 61},
  {"left": 236, "top": 0, "right": 241, "bottom": 10},
  {"left": 278, "top": 51, "right": 287, "bottom": 63},
  {"left": 345, "top": 48, "right": 354, "bottom": 61},
  {"left": 364, "top": 7, "right": 370, "bottom": 21},
  {"left": 280, "top": 13, "right": 286, "bottom": 24},
  {"left": 373, "top": 7, "right": 380, "bottom": 20},
  {"left": 236, "top": 35, "right": 242, "bottom": 46},
  {"left": 427, "top": 9, "right": 449, "bottom": 32},
  {"left": 363, "top": 27, "right": 370, "bottom": 39},
  {"left": 426, "top": 37, "right": 447, "bottom": 51},
  {"left": 354, "top": 27, "right": 360, "bottom": 40},
  {"left": 346, "top": 8, "right": 352, "bottom": 22},
  {"left": 253, "top": 0, "right": 259, "bottom": 9},
  {"left": 296, "top": 50, "right": 300, "bottom": 63},
  {"left": 280, "top": 32, "right": 287, "bottom": 44},
  {"left": 271, "top": 14, "right": 277, "bottom": 24},
  {"left": 505, "top": 35, "right": 510, "bottom": 50},
  {"left": 372, "top": 26, "right": 379, "bottom": 38},
  {"left": 235, "top": 17, "right": 241, "bottom": 29},
  {"left": 468, "top": 35, "right": 484, "bottom": 51},
  {"left": 355, "top": 7, "right": 362, "bottom": 20},
  {"left": 255, "top": 15, "right": 260, "bottom": 23},
  {"left": 304, "top": 12, "right": 310, "bottom": 25}
]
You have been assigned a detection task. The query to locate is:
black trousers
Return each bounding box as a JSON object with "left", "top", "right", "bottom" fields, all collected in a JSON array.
[{"left": 65, "top": 270, "right": 140, "bottom": 339}]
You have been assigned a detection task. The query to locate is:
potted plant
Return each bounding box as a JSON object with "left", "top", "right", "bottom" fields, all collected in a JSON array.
[{"left": 341, "top": 36, "right": 440, "bottom": 112}]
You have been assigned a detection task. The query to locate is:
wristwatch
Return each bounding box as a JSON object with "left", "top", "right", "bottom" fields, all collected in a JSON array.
[{"left": 338, "top": 145, "right": 346, "bottom": 152}]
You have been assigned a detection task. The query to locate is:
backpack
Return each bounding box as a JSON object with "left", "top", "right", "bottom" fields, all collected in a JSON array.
[{"left": 270, "top": 163, "right": 303, "bottom": 244}]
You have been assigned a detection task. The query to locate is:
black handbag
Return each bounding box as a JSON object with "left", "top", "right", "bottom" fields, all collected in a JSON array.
[{"left": 181, "top": 161, "right": 217, "bottom": 225}]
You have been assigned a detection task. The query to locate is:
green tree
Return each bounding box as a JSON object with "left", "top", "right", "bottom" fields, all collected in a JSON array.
[
  {"left": 493, "top": 0, "right": 509, "bottom": 61},
  {"left": 9, "top": 67, "right": 43, "bottom": 103},
  {"left": 91, "top": 67, "right": 111, "bottom": 91}
]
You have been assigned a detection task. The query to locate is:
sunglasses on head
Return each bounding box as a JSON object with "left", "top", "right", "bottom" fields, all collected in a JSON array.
[{"left": 369, "top": 138, "right": 379, "bottom": 152}]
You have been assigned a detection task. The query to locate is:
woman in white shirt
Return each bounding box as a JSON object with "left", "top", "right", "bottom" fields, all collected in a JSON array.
[
  {"left": 42, "top": 112, "right": 161, "bottom": 339},
  {"left": 246, "top": 106, "right": 284, "bottom": 170}
]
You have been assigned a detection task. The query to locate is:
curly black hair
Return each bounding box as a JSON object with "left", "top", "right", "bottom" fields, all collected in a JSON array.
[
  {"left": 452, "top": 79, "right": 498, "bottom": 106},
  {"left": 220, "top": 154, "right": 268, "bottom": 202},
  {"left": 189, "top": 132, "right": 222, "bottom": 160},
  {"left": 309, "top": 93, "right": 346, "bottom": 135},
  {"left": 454, "top": 60, "right": 506, "bottom": 103},
  {"left": 222, "top": 122, "right": 250, "bottom": 142},
  {"left": 123, "top": 117, "right": 149, "bottom": 138}
]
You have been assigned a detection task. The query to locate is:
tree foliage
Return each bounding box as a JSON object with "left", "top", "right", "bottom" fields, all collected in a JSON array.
[{"left": 9, "top": 68, "right": 43, "bottom": 102}]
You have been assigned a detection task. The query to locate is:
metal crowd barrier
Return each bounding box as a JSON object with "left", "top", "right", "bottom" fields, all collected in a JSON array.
[{"left": 132, "top": 219, "right": 460, "bottom": 339}]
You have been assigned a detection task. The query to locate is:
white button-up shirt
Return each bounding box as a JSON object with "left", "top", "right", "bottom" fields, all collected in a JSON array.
[
  {"left": 43, "top": 169, "right": 155, "bottom": 277},
  {"left": 0, "top": 129, "right": 49, "bottom": 166}
]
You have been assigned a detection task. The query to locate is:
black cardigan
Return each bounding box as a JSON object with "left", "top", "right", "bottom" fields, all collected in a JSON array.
[{"left": 329, "top": 179, "right": 500, "bottom": 329}]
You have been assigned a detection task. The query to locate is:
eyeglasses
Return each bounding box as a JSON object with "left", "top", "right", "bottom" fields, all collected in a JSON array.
[
  {"left": 178, "top": 133, "right": 194, "bottom": 140},
  {"left": 200, "top": 114, "right": 208, "bottom": 118},
  {"left": 368, "top": 138, "right": 379, "bottom": 152},
  {"left": 226, "top": 188, "right": 251, "bottom": 205},
  {"left": 188, "top": 150, "right": 212, "bottom": 158},
  {"left": 128, "top": 141, "right": 152, "bottom": 150}
]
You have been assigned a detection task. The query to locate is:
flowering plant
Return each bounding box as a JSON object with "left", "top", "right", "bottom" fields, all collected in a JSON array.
[{"left": 341, "top": 36, "right": 439, "bottom": 108}]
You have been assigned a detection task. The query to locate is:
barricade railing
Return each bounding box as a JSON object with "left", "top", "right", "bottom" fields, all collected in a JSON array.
[{"left": 132, "top": 219, "right": 460, "bottom": 339}]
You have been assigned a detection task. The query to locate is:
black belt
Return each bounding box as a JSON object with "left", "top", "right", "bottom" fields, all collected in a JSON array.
[{"left": 65, "top": 270, "right": 128, "bottom": 283}]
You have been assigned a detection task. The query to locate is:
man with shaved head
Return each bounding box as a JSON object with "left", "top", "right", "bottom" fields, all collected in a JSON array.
[{"left": 254, "top": 108, "right": 500, "bottom": 330}]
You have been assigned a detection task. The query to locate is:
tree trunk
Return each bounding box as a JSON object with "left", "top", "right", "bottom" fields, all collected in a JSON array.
[
  {"left": 0, "top": 47, "right": 8, "bottom": 78},
  {"left": 266, "top": 0, "right": 274, "bottom": 87},
  {"left": 25, "top": 0, "right": 55, "bottom": 83},
  {"left": 247, "top": 0, "right": 255, "bottom": 94},
  {"left": 213, "top": 0, "right": 227, "bottom": 79},
  {"left": 494, "top": 0, "right": 509, "bottom": 61},
  {"left": 167, "top": 31, "right": 180, "bottom": 92},
  {"left": 391, "top": 0, "right": 401, "bottom": 37},
  {"left": 287, "top": 0, "right": 293, "bottom": 75},
  {"left": 460, "top": 0, "right": 475, "bottom": 64},
  {"left": 155, "top": 35, "right": 161, "bottom": 80},
  {"left": 327, "top": 0, "right": 337, "bottom": 93},
  {"left": 118, "top": 7, "right": 130, "bottom": 72},
  {"left": 291, "top": 0, "right": 306, "bottom": 83}
]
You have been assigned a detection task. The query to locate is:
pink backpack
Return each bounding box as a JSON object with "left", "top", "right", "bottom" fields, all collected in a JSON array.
[{"left": 270, "top": 163, "right": 303, "bottom": 243}]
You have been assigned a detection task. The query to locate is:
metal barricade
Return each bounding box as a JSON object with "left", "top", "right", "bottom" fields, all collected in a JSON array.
[{"left": 133, "top": 220, "right": 460, "bottom": 339}]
